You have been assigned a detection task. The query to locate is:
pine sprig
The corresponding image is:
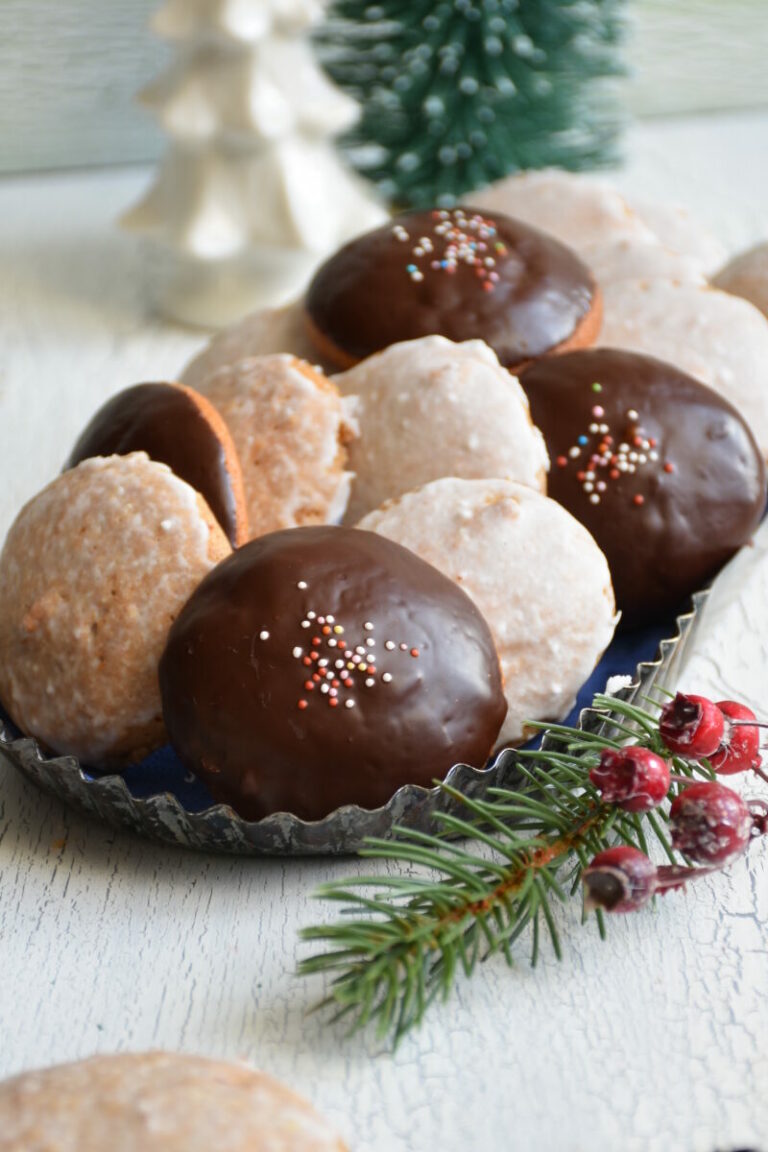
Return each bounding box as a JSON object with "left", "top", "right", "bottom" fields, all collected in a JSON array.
[{"left": 299, "top": 693, "right": 713, "bottom": 1046}]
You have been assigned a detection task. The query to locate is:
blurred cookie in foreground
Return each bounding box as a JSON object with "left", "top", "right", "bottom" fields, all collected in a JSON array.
[
  {"left": 358, "top": 477, "right": 616, "bottom": 747},
  {"left": 160, "top": 526, "right": 506, "bottom": 820},
  {"left": 520, "top": 349, "right": 766, "bottom": 629},
  {"left": 334, "top": 336, "right": 548, "bottom": 523},
  {"left": 0, "top": 1051, "right": 347, "bottom": 1152},
  {"left": 197, "top": 355, "right": 357, "bottom": 538},
  {"left": 68, "top": 380, "right": 248, "bottom": 547},
  {"left": 0, "top": 454, "right": 230, "bottom": 766},
  {"left": 304, "top": 207, "right": 601, "bottom": 371}
]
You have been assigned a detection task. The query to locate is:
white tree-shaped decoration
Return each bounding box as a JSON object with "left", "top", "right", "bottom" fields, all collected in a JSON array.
[{"left": 123, "top": 0, "right": 386, "bottom": 328}]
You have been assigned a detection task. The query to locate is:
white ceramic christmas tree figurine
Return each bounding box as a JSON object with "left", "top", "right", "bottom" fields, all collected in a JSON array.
[{"left": 123, "top": 0, "right": 386, "bottom": 328}]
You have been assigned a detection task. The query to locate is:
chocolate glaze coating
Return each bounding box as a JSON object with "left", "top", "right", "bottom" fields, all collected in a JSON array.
[
  {"left": 159, "top": 526, "right": 506, "bottom": 820},
  {"left": 68, "top": 382, "right": 243, "bottom": 546},
  {"left": 520, "top": 349, "right": 767, "bottom": 628},
  {"left": 305, "top": 207, "right": 598, "bottom": 369}
]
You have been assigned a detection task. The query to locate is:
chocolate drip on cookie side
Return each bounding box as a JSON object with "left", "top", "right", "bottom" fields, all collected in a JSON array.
[
  {"left": 305, "top": 207, "right": 598, "bottom": 369},
  {"left": 520, "top": 349, "right": 767, "bottom": 628},
  {"left": 159, "top": 526, "right": 507, "bottom": 821},
  {"left": 68, "top": 382, "right": 242, "bottom": 546}
]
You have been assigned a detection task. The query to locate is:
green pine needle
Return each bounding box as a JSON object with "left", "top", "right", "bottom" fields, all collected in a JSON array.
[{"left": 299, "top": 691, "right": 713, "bottom": 1047}]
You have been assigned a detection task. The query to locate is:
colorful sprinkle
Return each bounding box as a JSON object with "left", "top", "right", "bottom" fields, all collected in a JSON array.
[
  {"left": 290, "top": 606, "right": 419, "bottom": 712},
  {"left": 556, "top": 385, "right": 674, "bottom": 509},
  {"left": 400, "top": 208, "right": 505, "bottom": 292}
]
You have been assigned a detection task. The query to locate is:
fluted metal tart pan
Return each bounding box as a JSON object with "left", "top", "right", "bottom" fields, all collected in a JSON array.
[{"left": 0, "top": 590, "right": 707, "bottom": 856}]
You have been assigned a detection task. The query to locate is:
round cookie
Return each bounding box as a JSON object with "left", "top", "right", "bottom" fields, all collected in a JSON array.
[
  {"left": 334, "top": 336, "right": 548, "bottom": 522},
  {"left": 580, "top": 235, "right": 705, "bottom": 287},
  {"left": 197, "top": 355, "right": 357, "bottom": 538},
  {"left": 470, "top": 170, "right": 723, "bottom": 276},
  {"left": 628, "top": 198, "right": 726, "bottom": 274},
  {"left": 469, "top": 169, "right": 655, "bottom": 251},
  {"left": 181, "top": 298, "right": 335, "bottom": 389},
  {"left": 519, "top": 349, "right": 766, "bottom": 628},
  {"left": 159, "top": 526, "right": 507, "bottom": 820},
  {"left": 713, "top": 241, "right": 768, "bottom": 319},
  {"left": 358, "top": 478, "right": 617, "bottom": 747},
  {"left": 597, "top": 279, "right": 768, "bottom": 458},
  {"left": 0, "top": 454, "right": 230, "bottom": 766},
  {"left": 68, "top": 381, "right": 249, "bottom": 547},
  {"left": 304, "top": 207, "right": 602, "bottom": 371},
  {"left": 0, "top": 1052, "right": 347, "bottom": 1152}
]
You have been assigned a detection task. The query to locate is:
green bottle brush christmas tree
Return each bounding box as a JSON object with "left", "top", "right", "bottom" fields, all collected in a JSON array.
[{"left": 319, "top": 0, "right": 627, "bottom": 208}]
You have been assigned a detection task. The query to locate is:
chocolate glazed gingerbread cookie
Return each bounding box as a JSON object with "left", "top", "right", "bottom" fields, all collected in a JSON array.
[
  {"left": 159, "top": 526, "right": 507, "bottom": 820},
  {"left": 69, "top": 382, "right": 248, "bottom": 547},
  {"left": 520, "top": 349, "right": 767, "bottom": 628},
  {"left": 305, "top": 207, "right": 601, "bottom": 371}
]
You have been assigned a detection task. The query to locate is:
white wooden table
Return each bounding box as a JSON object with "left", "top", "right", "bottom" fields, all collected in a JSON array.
[{"left": 1, "top": 114, "right": 768, "bottom": 1152}]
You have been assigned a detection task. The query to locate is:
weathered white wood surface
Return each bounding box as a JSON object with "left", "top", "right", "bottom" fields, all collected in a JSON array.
[
  {"left": 0, "top": 114, "right": 767, "bottom": 1152},
  {"left": 0, "top": 0, "right": 166, "bottom": 174},
  {"left": 2, "top": 0, "right": 768, "bottom": 174}
]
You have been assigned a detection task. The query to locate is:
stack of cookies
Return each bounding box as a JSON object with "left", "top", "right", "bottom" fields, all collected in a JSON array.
[{"left": 0, "top": 181, "right": 765, "bottom": 822}]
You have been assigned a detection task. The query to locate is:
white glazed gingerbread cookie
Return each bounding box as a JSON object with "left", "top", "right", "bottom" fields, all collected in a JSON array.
[
  {"left": 469, "top": 168, "right": 653, "bottom": 251},
  {"left": 181, "top": 299, "right": 334, "bottom": 389},
  {"left": 0, "top": 1052, "right": 347, "bottom": 1152},
  {"left": 628, "top": 198, "right": 726, "bottom": 274},
  {"left": 470, "top": 169, "right": 722, "bottom": 284},
  {"left": 713, "top": 241, "right": 768, "bottom": 319},
  {"left": 580, "top": 235, "right": 705, "bottom": 287},
  {"left": 0, "top": 453, "right": 230, "bottom": 766},
  {"left": 334, "top": 336, "right": 548, "bottom": 523},
  {"left": 358, "top": 476, "right": 617, "bottom": 746},
  {"left": 598, "top": 279, "right": 768, "bottom": 457},
  {"left": 198, "top": 354, "right": 358, "bottom": 537}
]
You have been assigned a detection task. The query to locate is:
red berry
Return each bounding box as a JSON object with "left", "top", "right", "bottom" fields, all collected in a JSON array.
[
  {"left": 589, "top": 747, "right": 671, "bottom": 812},
  {"left": 582, "top": 846, "right": 657, "bottom": 914},
  {"left": 709, "top": 701, "right": 762, "bottom": 776},
  {"left": 659, "top": 693, "right": 725, "bottom": 759},
  {"left": 669, "top": 781, "right": 752, "bottom": 865}
]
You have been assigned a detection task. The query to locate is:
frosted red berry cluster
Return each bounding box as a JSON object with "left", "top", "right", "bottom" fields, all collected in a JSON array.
[{"left": 582, "top": 693, "right": 766, "bottom": 914}]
